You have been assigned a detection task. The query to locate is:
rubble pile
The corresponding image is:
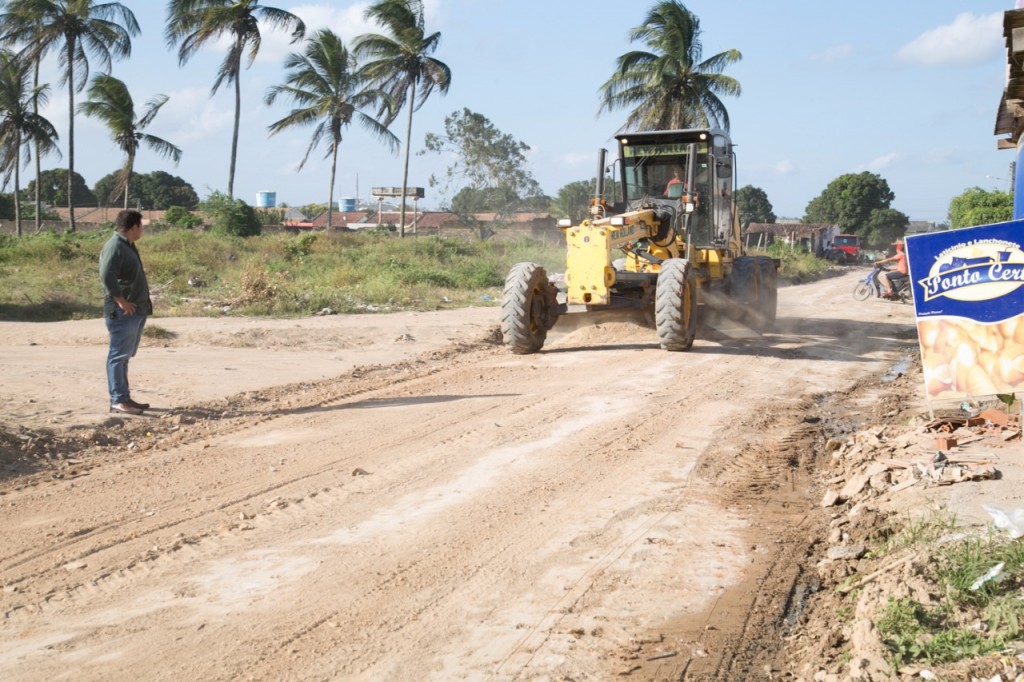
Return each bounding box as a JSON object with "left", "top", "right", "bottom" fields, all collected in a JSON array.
[{"left": 779, "top": 405, "right": 1024, "bottom": 682}]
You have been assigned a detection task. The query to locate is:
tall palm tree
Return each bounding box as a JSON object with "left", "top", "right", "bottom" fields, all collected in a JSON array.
[
  {"left": 0, "top": 4, "right": 51, "bottom": 233},
  {"left": 599, "top": 0, "right": 741, "bottom": 132},
  {"left": 0, "top": 49, "right": 59, "bottom": 236},
  {"left": 79, "top": 73, "right": 181, "bottom": 209},
  {"left": 165, "top": 0, "right": 305, "bottom": 199},
  {"left": 265, "top": 29, "right": 398, "bottom": 231},
  {"left": 0, "top": 0, "right": 138, "bottom": 232},
  {"left": 354, "top": 0, "right": 450, "bottom": 238}
]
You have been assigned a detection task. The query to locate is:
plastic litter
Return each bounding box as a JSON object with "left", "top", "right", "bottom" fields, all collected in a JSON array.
[
  {"left": 982, "top": 504, "right": 1024, "bottom": 539},
  {"left": 970, "top": 562, "right": 1006, "bottom": 591},
  {"left": 959, "top": 401, "right": 981, "bottom": 417}
]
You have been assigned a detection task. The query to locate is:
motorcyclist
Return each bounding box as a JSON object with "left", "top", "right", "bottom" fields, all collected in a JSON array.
[{"left": 876, "top": 241, "right": 908, "bottom": 298}]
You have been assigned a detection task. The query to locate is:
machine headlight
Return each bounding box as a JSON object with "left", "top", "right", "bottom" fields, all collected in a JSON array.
[
  {"left": 556, "top": 218, "right": 572, "bottom": 228},
  {"left": 610, "top": 216, "right": 626, "bottom": 226}
]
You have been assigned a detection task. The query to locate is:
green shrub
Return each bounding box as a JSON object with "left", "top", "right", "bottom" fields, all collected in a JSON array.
[
  {"left": 164, "top": 205, "right": 202, "bottom": 229},
  {"left": 201, "top": 191, "right": 261, "bottom": 237}
]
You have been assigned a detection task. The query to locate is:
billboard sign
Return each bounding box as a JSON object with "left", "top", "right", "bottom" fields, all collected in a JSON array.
[{"left": 906, "top": 221, "right": 1024, "bottom": 402}]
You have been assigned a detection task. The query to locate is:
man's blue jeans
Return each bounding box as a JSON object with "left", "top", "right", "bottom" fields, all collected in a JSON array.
[{"left": 105, "top": 309, "right": 146, "bottom": 404}]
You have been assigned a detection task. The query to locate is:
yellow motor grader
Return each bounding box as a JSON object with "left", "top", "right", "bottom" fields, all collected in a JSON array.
[{"left": 501, "top": 128, "right": 778, "bottom": 353}]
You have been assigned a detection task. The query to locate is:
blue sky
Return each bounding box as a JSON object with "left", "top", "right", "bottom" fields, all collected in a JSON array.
[{"left": 27, "top": 1, "right": 1019, "bottom": 222}]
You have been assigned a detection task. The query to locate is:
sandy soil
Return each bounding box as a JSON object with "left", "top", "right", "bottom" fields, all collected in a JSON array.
[{"left": 0, "top": 269, "right": 929, "bottom": 681}]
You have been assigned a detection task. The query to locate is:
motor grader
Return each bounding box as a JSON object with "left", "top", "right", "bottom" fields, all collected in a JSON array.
[{"left": 501, "top": 128, "right": 778, "bottom": 353}]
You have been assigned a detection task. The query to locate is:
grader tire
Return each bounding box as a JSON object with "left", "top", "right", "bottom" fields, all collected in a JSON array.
[
  {"left": 755, "top": 256, "right": 778, "bottom": 328},
  {"left": 502, "top": 262, "right": 556, "bottom": 354},
  {"left": 655, "top": 258, "right": 697, "bottom": 351},
  {"left": 730, "top": 255, "right": 760, "bottom": 325}
]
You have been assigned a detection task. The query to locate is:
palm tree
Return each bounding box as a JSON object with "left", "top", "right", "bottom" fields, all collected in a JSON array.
[
  {"left": 0, "top": 49, "right": 59, "bottom": 236},
  {"left": 165, "top": 0, "right": 305, "bottom": 199},
  {"left": 0, "top": 3, "right": 51, "bottom": 233},
  {"left": 354, "top": 0, "right": 451, "bottom": 238},
  {"left": 79, "top": 74, "right": 181, "bottom": 209},
  {"left": 599, "top": 0, "right": 741, "bottom": 132},
  {"left": 0, "top": 0, "right": 138, "bottom": 232},
  {"left": 265, "top": 29, "right": 398, "bottom": 231}
]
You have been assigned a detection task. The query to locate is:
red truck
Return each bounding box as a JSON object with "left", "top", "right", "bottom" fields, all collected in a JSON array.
[{"left": 827, "top": 233, "right": 860, "bottom": 263}]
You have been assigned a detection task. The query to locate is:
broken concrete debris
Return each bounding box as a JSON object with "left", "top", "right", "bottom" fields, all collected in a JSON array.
[{"left": 821, "top": 409, "right": 1017, "bottom": 508}]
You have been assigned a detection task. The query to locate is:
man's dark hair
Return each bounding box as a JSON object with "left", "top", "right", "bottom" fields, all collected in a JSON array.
[{"left": 115, "top": 209, "right": 143, "bottom": 232}]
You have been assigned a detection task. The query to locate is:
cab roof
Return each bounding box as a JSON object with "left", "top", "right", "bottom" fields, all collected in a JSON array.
[{"left": 614, "top": 128, "right": 730, "bottom": 146}]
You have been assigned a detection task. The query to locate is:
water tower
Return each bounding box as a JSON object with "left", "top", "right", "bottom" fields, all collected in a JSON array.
[
  {"left": 255, "top": 191, "right": 277, "bottom": 208},
  {"left": 338, "top": 197, "right": 356, "bottom": 212}
]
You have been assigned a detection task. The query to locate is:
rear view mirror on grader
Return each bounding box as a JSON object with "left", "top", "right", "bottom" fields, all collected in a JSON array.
[{"left": 501, "top": 128, "right": 779, "bottom": 354}]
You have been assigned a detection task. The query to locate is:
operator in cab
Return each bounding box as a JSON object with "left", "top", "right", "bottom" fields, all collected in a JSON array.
[{"left": 663, "top": 166, "right": 686, "bottom": 197}]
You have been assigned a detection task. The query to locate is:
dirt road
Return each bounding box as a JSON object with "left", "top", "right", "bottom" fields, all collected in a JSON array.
[{"left": 0, "top": 269, "right": 920, "bottom": 681}]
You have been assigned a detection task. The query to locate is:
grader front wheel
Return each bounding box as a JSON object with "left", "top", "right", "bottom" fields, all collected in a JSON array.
[
  {"left": 501, "top": 262, "right": 558, "bottom": 354},
  {"left": 655, "top": 258, "right": 697, "bottom": 351}
]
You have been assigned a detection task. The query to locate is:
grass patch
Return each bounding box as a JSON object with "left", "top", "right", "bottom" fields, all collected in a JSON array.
[
  {"left": 871, "top": 515, "right": 1024, "bottom": 670},
  {"left": 142, "top": 324, "right": 176, "bottom": 340},
  {"left": 0, "top": 229, "right": 565, "bottom": 321}
]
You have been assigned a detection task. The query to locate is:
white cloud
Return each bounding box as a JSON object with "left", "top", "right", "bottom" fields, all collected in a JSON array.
[
  {"left": 774, "top": 160, "right": 794, "bottom": 176},
  {"left": 197, "top": 3, "right": 375, "bottom": 68},
  {"left": 811, "top": 43, "right": 854, "bottom": 64},
  {"left": 158, "top": 87, "right": 234, "bottom": 145},
  {"left": 558, "top": 152, "right": 595, "bottom": 168},
  {"left": 896, "top": 12, "right": 1002, "bottom": 66},
  {"left": 863, "top": 153, "right": 901, "bottom": 172}
]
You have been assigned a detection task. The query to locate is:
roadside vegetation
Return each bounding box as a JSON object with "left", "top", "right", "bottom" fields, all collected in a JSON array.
[
  {"left": 0, "top": 227, "right": 831, "bottom": 323},
  {"left": 753, "top": 241, "right": 832, "bottom": 282},
  {"left": 871, "top": 513, "right": 1024, "bottom": 672},
  {"left": 0, "top": 229, "right": 565, "bottom": 321}
]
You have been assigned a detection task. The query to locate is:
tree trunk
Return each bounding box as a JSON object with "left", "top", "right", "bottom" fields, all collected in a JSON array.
[
  {"left": 228, "top": 68, "right": 240, "bottom": 199},
  {"left": 32, "top": 59, "right": 41, "bottom": 234},
  {"left": 14, "top": 131, "right": 21, "bottom": 237},
  {"left": 399, "top": 85, "right": 416, "bottom": 239},
  {"left": 123, "top": 156, "right": 133, "bottom": 210},
  {"left": 327, "top": 139, "right": 338, "bottom": 232},
  {"left": 66, "top": 43, "right": 76, "bottom": 233}
]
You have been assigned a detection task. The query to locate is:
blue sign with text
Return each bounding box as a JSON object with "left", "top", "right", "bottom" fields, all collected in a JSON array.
[{"left": 905, "top": 221, "right": 1024, "bottom": 401}]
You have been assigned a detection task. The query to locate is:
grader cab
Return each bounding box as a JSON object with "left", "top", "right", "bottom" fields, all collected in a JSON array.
[{"left": 501, "top": 128, "right": 778, "bottom": 354}]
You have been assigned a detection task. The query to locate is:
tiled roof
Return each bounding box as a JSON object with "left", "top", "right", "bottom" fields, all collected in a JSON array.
[
  {"left": 746, "top": 222, "right": 837, "bottom": 236},
  {"left": 996, "top": 9, "right": 1024, "bottom": 145}
]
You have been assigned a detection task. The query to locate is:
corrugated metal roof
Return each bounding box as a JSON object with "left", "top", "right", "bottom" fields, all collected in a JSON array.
[{"left": 995, "top": 9, "right": 1024, "bottom": 146}]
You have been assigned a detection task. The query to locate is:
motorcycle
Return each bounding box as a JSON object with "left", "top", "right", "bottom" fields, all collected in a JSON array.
[{"left": 852, "top": 264, "right": 911, "bottom": 303}]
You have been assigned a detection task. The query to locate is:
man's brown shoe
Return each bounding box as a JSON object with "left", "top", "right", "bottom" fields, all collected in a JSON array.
[
  {"left": 110, "top": 402, "right": 143, "bottom": 415},
  {"left": 126, "top": 399, "right": 150, "bottom": 410}
]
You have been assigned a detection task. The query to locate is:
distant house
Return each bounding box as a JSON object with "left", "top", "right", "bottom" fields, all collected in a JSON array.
[
  {"left": 306, "top": 209, "right": 559, "bottom": 240},
  {"left": 745, "top": 222, "right": 839, "bottom": 255},
  {"left": 281, "top": 208, "right": 310, "bottom": 227},
  {"left": 304, "top": 210, "right": 371, "bottom": 229},
  {"left": 50, "top": 206, "right": 169, "bottom": 227},
  {"left": 905, "top": 220, "right": 938, "bottom": 235}
]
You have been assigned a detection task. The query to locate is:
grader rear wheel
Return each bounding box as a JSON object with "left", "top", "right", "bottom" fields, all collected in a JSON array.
[
  {"left": 501, "top": 262, "right": 557, "bottom": 354},
  {"left": 731, "top": 255, "right": 758, "bottom": 308},
  {"left": 754, "top": 256, "right": 778, "bottom": 329},
  {"left": 655, "top": 258, "right": 697, "bottom": 351}
]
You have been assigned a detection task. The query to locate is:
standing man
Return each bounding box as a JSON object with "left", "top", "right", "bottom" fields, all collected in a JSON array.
[{"left": 99, "top": 210, "right": 152, "bottom": 415}]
